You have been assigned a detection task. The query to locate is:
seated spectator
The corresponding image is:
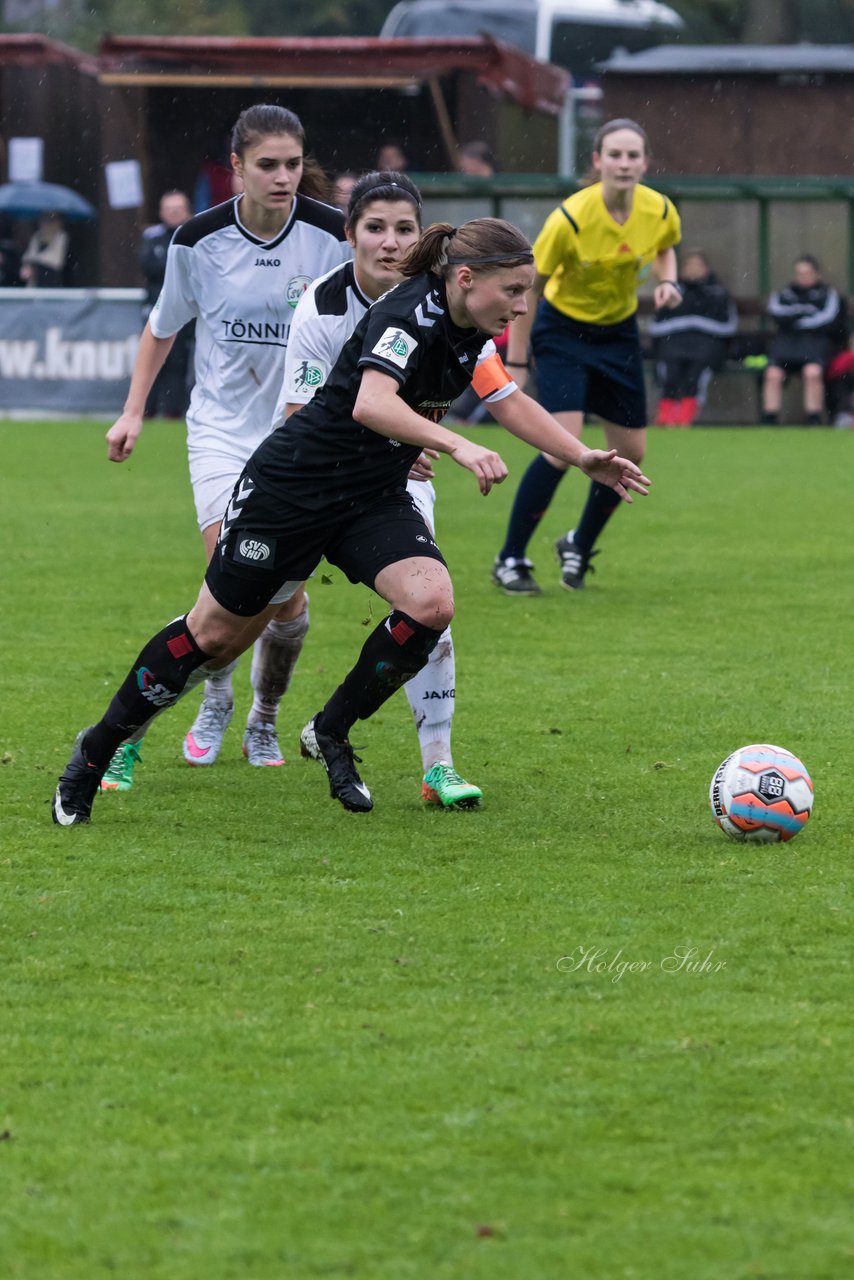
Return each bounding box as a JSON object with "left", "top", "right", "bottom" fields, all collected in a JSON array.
[
  {"left": 194, "top": 134, "right": 238, "bottom": 213},
  {"left": 650, "top": 249, "right": 737, "bottom": 427},
  {"left": 20, "top": 213, "right": 68, "bottom": 287},
  {"left": 825, "top": 346, "right": 854, "bottom": 427},
  {"left": 332, "top": 171, "right": 358, "bottom": 214},
  {"left": 375, "top": 142, "right": 408, "bottom": 172},
  {"left": 457, "top": 140, "right": 497, "bottom": 177},
  {"left": 761, "top": 254, "right": 846, "bottom": 425}
]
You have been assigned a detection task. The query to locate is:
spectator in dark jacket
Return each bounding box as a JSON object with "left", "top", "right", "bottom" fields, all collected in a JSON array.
[
  {"left": 761, "top": 254, "right": 846, "bottom": 425},
  {"left": 139, "top": 190, "right": 193, "bottom": 418},
  {"left": 651, "top": 250, "right": 737, "bottom": 426}
]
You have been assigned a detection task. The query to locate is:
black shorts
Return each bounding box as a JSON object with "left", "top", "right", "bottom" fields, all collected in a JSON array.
[
  {"left": 531, "top": 301, "right": 647, "bottom": 428},
  {"left": 205, "top": 474, "right": 446, "bottom": 618},
  {"left": 768, "top": 333, "right": 831, "bottom": 371}
]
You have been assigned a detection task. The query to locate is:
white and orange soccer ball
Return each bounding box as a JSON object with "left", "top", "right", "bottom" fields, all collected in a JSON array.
[{"left": 709, "top": 744, "right": 814, "bottom": 843}]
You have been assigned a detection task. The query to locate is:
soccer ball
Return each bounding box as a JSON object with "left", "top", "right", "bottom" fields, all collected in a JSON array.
[{"left": 709, "top": 744, "right": 813, "bottom": 843}]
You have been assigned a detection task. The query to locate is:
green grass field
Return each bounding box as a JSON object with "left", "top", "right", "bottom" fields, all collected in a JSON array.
[{"left": 2, "top": 419, "right": 853, "bottom": 1279}]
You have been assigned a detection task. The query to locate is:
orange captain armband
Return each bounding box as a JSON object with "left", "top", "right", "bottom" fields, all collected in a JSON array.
[{"left": 471, "top": 351, "right": 514, "bottom": 401}]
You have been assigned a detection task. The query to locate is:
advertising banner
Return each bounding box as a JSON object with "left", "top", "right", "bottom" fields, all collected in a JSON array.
[{"left": 0, "top": 288, "right": 145, "bottom": 414}]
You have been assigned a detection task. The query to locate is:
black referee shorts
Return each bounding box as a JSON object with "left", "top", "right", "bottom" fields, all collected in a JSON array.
[
  {"left": 205, "top": 474, "right": 447, "bottom": 618},
  {"left": 531, "top": 301, "right": 647, "bottom": 428}
]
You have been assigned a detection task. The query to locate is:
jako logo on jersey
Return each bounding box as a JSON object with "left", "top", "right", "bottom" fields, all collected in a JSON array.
[
  {"left": 373, "top": 327, "right": 418, "bottom": 368},
  {"left": 287, "top": 276, "right": 313, "bottom": 307},
  {"left": 238, "top": 538, "right": 271, "bottom": 562},
  {"left": 255, "top": 257, "right": 281, "bottom": 267},
  {"left": 136, "top": 667, "right": 176, "bottom": 708}
]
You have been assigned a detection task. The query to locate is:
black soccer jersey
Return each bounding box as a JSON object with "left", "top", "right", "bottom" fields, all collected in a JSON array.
[{"left": 248, "top": 272, "right": 496, "bottom": 510}]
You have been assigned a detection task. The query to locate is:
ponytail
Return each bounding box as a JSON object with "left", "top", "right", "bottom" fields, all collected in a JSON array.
[
  {"left": 399, "top": 217, "right": 532, "bottom": 280},
  {"left": 398, "top": 222, "right": 457, "bottom": 277},
  {"left": 298, "top": 156, "right": 331, "bottom": 203}
]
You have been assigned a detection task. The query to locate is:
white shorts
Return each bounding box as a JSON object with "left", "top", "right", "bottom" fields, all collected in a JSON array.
[
  {"left": 406, "top": 478, "right": 437, "bottom": 534},
  {"left": 188, "top": 445, "right": 250, "bottom": 533}
]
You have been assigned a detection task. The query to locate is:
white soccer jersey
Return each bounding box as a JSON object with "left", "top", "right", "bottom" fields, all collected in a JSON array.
[
  {"left": 150, "top": 194, "right": 350, "bottom": 460},
  {"left": 274, "top": 260, "right": 517, "bottom": 430}
]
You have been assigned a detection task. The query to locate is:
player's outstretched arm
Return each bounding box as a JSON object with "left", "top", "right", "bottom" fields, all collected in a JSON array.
[
  {"left": 105, "top": 324, "right": 177, "bottom": 463},
  {"left": 353, "top": 369, "right": 507, "bottom": 495},
  {"left": 490, "top": 388, "right": 650, "bottom": 502}
]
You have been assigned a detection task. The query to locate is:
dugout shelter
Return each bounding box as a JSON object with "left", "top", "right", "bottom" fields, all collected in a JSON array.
[
  {"left": 0, "top": 34, "right": 100, "bottom": 283},
  {"left": 94, "top": 34, "right": 569, "bottom": 286}
]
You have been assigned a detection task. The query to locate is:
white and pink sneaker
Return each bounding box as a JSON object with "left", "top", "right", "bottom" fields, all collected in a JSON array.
[{"left": 182, "top": 699, "right": 234, "bottom": 766}]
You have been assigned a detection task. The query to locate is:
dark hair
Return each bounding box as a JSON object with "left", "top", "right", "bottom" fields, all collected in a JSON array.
[
  {"left": 399, "top": 217, "right": 533, "bottom": 279},
  {"left": 795, "top": 253, "right": 821, "bottom": 272},
  {"left": 231, "top": 104, "right": 304, "bottom": 158},
  {"left": 593, "top": 118, "right": 650, "bottom": 156},
  {"left": 683, "top": 248, "right": 710, "bottom": 267},
  {"left": 230, "top": 103, "right": 329, "bottom": 202},
  {"left": 347, "top": 170, "right": 422, "bottom": 229}
]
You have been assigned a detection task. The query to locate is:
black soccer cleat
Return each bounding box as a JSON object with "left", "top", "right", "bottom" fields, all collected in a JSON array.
[
  {"left": 300, "top": 717, "right": 373, "bottom": 813},
  {"left": 52, "top": 729, "right": 104, "bottom": 826},
  {"left": 491, "top": 556, "right": 543, "bottom": 596},
  {"left": 554, "top": 531, "right": 598, "bottom": 591}
]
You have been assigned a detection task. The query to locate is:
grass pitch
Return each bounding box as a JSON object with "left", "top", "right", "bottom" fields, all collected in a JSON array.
[{"left": 2, "top": 419, "right": 853, "bottom": 1279}]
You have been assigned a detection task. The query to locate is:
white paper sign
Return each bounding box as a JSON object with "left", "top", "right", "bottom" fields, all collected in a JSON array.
[
  {"left": 105, "top": 160, "right": 144, "bottom": 210},
  {"left": 9, "top": 137, "right": 44, "bottom": 182}
]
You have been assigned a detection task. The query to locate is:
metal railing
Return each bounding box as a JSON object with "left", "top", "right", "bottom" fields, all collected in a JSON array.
[{"left": 411, "top": 174, "right": 854, "bottom": 297}]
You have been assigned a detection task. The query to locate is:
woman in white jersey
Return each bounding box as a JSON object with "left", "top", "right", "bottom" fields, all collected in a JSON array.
[
  {"left": 277, "top": 170, "right": 482, "bottom": 809},
  {"left": 99, "top": 104, "right": 350, "bottom": 793}
]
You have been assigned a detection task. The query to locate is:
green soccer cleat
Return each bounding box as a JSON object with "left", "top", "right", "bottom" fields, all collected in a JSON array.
[
  {"left": 422, "top": 762, "right": 483, "bottom": 810},
  {"left": 99, "top": 741, "right": 143, "bottom": 793}
]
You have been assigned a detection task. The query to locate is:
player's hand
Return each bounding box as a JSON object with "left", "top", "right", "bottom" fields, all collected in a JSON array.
[
  {"left": 578, "top": 448, "right": 651, "bottom": 503},
  {"left": 449, "top": 440, "right": 508, "bottom": 495},
  {"left": 106, "top": 413, "right": 144, "bottom": 463},
  {"left": 407, "top": 449, "right": 438, "bottom": 483},
  {"left": 654, "top": 281, "right": 683, "bottom": 310}
]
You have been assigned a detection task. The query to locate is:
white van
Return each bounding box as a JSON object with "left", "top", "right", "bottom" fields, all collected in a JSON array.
[
  {"left": 381, "top": 0, "right": 684, "bottom": 80},
  {"left": 381, "top": 0, "right": 684, "bottom": 172}
]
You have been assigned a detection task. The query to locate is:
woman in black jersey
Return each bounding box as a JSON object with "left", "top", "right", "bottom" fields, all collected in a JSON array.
[{"left": 52, "top": 217, "right": 650, "bottom": 823}]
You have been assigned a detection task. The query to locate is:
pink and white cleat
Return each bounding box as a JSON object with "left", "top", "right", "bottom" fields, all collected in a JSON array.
[{"left": 182, "top": 699, "right": 234, "bottom": 766}]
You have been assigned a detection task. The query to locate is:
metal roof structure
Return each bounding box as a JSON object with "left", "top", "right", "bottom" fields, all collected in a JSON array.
[
  {"left": 0, "top": 33, "right": 97, "bottom": 73},
  {"left": 97, "top": 35, "right": 569, "bottom": 116},
  {"left": 601, "top": 43, "right": 854, "bottom": 75}
]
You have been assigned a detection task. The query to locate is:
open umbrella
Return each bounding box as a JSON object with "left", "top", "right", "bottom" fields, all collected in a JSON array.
[{"left": 0, "top": 180, "right": 97, "bottom": 222}]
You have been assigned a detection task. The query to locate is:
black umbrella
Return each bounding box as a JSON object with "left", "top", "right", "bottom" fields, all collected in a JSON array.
[{"left": 0, "top": 180, "right": 97, "bottom": 222}]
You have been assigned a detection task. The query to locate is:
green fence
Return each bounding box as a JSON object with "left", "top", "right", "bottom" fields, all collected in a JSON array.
[{"left": 411, "top": 174, "right": 854, "bottom": 299}]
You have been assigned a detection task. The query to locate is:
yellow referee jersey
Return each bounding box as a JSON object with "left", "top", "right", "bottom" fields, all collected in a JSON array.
[{"left": 534, "top": 182, "right": 681, "bottom": 326}]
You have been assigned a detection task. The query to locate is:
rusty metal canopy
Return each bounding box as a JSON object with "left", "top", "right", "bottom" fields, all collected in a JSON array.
[
  {"left": 96, "top": 35, "right": 569, "bottom": 116},
  {"left": 0, "top": 33, "right": 98, "bottom": 73}
]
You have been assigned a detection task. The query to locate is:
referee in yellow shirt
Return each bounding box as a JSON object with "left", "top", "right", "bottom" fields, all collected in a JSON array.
[{"left": 492, "top": 119, "right": 682, "bottom": 595}]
